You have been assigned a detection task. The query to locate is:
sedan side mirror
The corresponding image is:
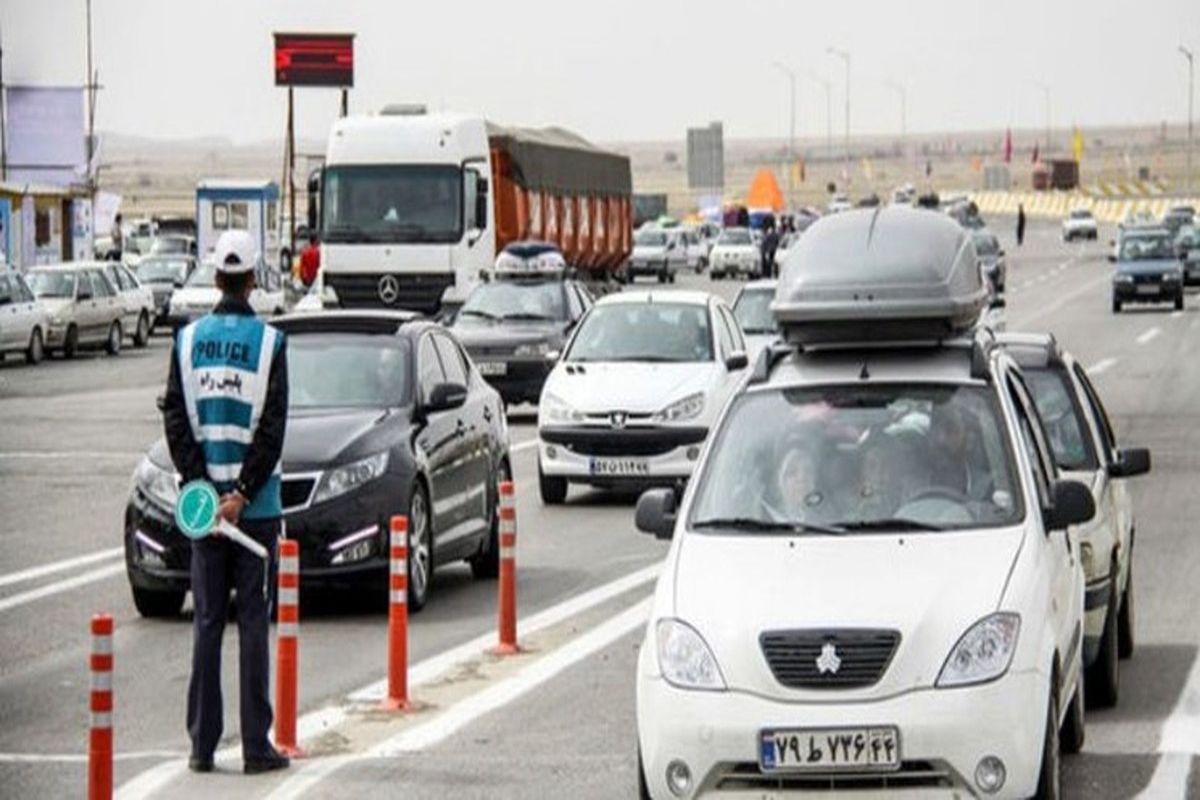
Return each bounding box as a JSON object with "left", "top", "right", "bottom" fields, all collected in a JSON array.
[
  {"left": 725, "top": 352, "right": 749, "bottom": 371},
  {"left": 1109, "top": 447, "right": 1151, "bottom": 478},
  {"left": 425, "top": 382, "right": 468, "bottom": 413},
  {"left": 1044, "top": 479, "right": 1096, "bottom": 531},
  {"left": 635, "top": 488, "right": 677, "bottom": 540}
]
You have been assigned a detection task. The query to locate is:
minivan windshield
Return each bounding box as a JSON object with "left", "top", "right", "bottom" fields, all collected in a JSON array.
[
  {"left": 321, "top": 165, "right": 463, "bottom": 244},
  {"left": 566, "top": 302, "right": 712, "bottom": 363},
  {"left": 732, "top": 288, "right": 777, "bottom": 334},
  {"left": 288, "top": 334, "right": 412, "bottom": 408},
  {"left": 690, "top": 384, "right": 1024, "bottom": 533}
]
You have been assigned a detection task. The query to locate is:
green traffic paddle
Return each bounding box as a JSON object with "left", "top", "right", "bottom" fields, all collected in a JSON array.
[{"left": 175, "top": 480, "right": 269, "bottom": 560}]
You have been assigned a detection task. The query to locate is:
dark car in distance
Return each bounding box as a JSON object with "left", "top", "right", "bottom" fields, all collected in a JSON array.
[
  {"left": 1110, "top": 228, "right": 1184, "bottom": 313},
  {"left": 125, "top": 311, "right": 512, "bottom": 616}
]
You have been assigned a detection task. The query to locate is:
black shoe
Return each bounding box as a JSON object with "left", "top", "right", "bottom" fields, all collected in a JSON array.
[
  {"left": 188, "top": 755, "right": 214, "bottom": 773},
  {"left": 243, "top": 748, "right": 290, "bottom": 775}
]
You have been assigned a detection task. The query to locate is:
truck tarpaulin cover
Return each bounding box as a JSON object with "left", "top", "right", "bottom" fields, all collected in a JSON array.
[{"left": 486, "top": 124, "right": 631, "bottom": 196}]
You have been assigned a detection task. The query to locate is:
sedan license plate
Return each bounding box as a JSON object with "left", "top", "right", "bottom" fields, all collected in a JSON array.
[
  {"left": 588, "top": 457, "right": 649, "bottom": 477},
  {"left": 1136, "top": 284, "right": 1160, "bottom": 295},
  {"left": 760, "top": 727, "right": 900, "bottom": 773},
  {"left": 476, "top": 361, "right": 508, "bottom": 376}
]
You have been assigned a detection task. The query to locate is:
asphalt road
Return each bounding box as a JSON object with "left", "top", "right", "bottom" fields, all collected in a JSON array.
[{"left": 0, "top": 218, "right": 1197, "bottom": 799}]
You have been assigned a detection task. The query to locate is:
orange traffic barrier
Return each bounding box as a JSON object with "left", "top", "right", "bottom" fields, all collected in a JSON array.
[
  {"left": 88, "top": 613, "right": 113, "bottom": 800},
  {"left": 274, "top": 539, "right": 303, "bottom": 757},
  {"left": 383, "top": 515, "right": 409, "bottom": 710},
  {"left": 494, "top": 481, "right": 520, "bottom": 655}
]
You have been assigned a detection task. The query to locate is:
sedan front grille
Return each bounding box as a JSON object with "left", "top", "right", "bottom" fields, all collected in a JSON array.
[
  {"left": 760, "top": 629, "right": 900, "bottom": 690},
  {"left": 715, "top": 759, "right": 956, "bottom": 792}
]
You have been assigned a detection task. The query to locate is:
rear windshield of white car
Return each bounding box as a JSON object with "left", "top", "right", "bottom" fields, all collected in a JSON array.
[
  {"left": 718, "top": 230, "right": 752, "bottom": 246},
  {"left": 732, "top": 289, "right": 777, "bottom": 335},
  {"left": 566, "top": 302, "right": 713, "bottom": 363},
  {"left": 289, "top": 334, "right": 412, "bottom": 408},
  {"left": 689, "top": 384, "right": 1025, "bottom": 534},
  {"left": 1022, "top": 368, "right": 1098, "bottom": 472},
  {"left": 28, "top": 271, "right": 77, "bottom": 298},
  {"left": 634, "top": 231, "right": 668, "bottom": 246}
]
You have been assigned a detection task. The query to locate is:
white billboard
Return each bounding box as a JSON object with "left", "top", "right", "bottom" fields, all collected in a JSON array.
[{"left": 6, "top": 86, "right": 87, "bottom": 186}]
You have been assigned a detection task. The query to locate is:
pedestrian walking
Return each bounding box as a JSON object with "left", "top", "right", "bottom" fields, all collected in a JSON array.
[
  {"left": 1017, "top": 204, "right": 1027, "bottom": 247},
  {"left": 298, "top": 233, "right": 321, "bottom": 287},
  {"left": 761, "top": 222, "right": 781, "bottom": 278},
  {"left": 160, "top": 230, "right": 291, "bottom": 776}
]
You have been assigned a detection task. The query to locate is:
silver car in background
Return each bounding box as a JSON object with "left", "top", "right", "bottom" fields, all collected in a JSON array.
[{"left": 27, "top": 264, "right": 127, "bottom": 358}]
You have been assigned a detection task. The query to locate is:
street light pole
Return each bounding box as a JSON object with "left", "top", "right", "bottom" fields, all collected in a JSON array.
[
  {"left": 885, "top": 81, "right": 907, "bottom": 178},
  {"left": 809, "top": 73, "right": 833, "bottom": 162},
  {"left": 771, "top": 62, "right": 797, "bottom": 208},
  {"left": 827, "top": 47, "right": 851, "bottom": 188},
  {"left": 1181, "top": 45, "right": 1194, "bottom": 194}
]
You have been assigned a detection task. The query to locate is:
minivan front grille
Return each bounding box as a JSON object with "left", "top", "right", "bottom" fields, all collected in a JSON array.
[
  {"left": 715, "top": 759, "right": 956, "bottom": 792},
  {"left": 760, "top": 629, "right": 900, "bottom": 689}
]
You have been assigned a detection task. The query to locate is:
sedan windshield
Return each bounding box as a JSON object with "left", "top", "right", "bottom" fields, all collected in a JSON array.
[
  {"left": 732, "top": 289, "right": 777, "bottom": 334},
  {"left": 28, "top": 272, "right": 77, "bottom": 298},
  {"left": 566, "top": 303, "right": 713, "bottom": 363},
  {"left": 186, "top": 262, "right": 217, "bottom": 288},
  {"left": 289, "top": 334, "right": 412, "bottom": 408},
  {"left": 459, "top": 281, "right": 564, "bottom": 322},
  {"left": 138, "top": 258, "right": 190, "bottom": 283},
  {"left": 321, "top": 165, "right": 463, "bottom": 244},
  {"left": 690, "top": 384, "right": 1024, "bottom": 533},
  {"left": 718, "top": 230, "right": 752, "bottom": 246},
  {"left": 634, "top": 231, "right": 667, "bottom": 247},
  {"left": 150, "top": 237, "right": 191, "bottom": 255},
  {"left": 1022, "top": 369, "right": 1097, "bottom": 471},
  {"left": 1120, "top": 235, "right": 1173, "bottom": 261}
]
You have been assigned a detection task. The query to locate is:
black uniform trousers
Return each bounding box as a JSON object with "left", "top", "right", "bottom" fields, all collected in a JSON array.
[{"left": 187, "top": 517, "right": 279, "bottom": 761}]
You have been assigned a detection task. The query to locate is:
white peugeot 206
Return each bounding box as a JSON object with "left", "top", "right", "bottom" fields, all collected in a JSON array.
[
  {"left": 634, "top": 208, "right": 1092, "bottom": 799},
  {"left": 536, "top": 290, "right": 750, "bottom": 504}
]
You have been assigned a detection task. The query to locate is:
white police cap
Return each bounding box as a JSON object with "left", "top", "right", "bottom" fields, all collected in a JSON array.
[{"left": 213, "top": 230, "right": 259, "bottom": 274}]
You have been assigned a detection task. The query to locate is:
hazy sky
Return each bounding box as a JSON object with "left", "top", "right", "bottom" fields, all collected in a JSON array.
[{"left": 3, "top": 0, "right": 1198, "bottom": 149}]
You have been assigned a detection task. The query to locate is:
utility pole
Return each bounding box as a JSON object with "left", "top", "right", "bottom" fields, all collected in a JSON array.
[
  {"left": 0, "top": 22, "right": 7, "bottom": 180},
  {"left": 1181, "top": 45, "right": 1195, "bottom": 194},
  {"left": 771, "top": 62, "right": 797, "bottom": 208},
  {"left": 827, "top": 47, "right": 851, "bottom": 187},
  {"left": 809, "top": 73, "right": 833, "bottom": 163},
  {"left": 85, "top": 0, "right": 95, "bottom": 188}
]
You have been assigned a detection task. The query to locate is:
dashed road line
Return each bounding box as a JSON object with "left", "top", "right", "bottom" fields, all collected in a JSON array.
[
  {"left": 0, "top": 750, "right": 183, "bottom": 764},
  {"left": 0, "top": 547, "right": 123, "bottom": 589},
  {"left": 0, "top": 562, "right": 125, "bottom": 614},
  {"left": 1135, "top": 327, "right": 1161, "bottom": 345},
  {"left": 0, "top": 450, "right": 143, "bottom": 460},
  {"left": 1087, "top": 358, "right": 1119, "bottom": 376}
]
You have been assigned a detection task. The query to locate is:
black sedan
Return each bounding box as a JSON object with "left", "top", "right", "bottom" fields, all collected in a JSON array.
[{"left": 125, "top": 311, "right": 511, "bottom": 616}]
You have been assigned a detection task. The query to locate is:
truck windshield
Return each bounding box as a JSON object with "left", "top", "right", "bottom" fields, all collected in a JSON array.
[{"left": 321, "top": 165, "right": 463, "bottom": 244}]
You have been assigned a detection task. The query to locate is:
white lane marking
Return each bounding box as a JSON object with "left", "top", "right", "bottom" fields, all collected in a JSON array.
[
  {"left": 1086, "top": 358, "right": 1119, "bottom": 376},
  {"left": 1170, "top": 310, "right": 1183, "bottom": 319},
  {"left": 266, "top": 598, "right": 652, "bottom": 799},
  {"left": 1136, "top": 640, "right": 1200, "bottom": 797},
  {"left": 1137, "top": 755, "right": 1192, "bottom": 799},
  {"left": 0, "top": 563, "right": 125, "bottom": 614},
  {"left": 0, "top": 547, "right": 123, "bottom": 589},
  {"left": 1135, "top": 327, "right": 1162, "bottom": 345},
  {"left": 1012, "top": 269, "right": 1107, "bottom": 327},
  {"left": 0, "top": 450, "right": 143, "bottom": 460},
  {"left": 115, "top": 561, "right": 662, "bottom": 800},
  {"left": 511, "top": 438, "right": 537, "bottom": 454},
  {"left": 0, "top": 751, "right": 183, "bottom": 764}
]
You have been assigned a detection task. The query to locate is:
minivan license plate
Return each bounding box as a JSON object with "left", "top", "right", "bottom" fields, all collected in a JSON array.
[
  {"left": 588, "top": 458, "right": 650, "bottom": 477},
  {"left": 759, "top": 726, "right": 900, "bottom": 773}
]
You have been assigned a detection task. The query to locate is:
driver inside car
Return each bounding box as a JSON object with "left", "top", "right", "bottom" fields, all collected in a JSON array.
[{"left": 928, "top": 403, "right": 992, "bottom": 502}]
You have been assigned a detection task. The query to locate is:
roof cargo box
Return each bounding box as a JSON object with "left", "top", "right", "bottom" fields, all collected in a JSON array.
[{"left": 773, "top": 207, "right": 987, "bottom": 345}]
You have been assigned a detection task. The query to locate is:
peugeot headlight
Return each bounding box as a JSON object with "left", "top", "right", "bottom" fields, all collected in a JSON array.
[
  {"left": 515, "top": 341, "right": 550, "bottom": 357},
  {"left": 312, "top": 452, "right": 390, "bottom": 505},
  {"left": 134, "top": 455, "right": 179, "bottom": 510},
  {"left": 539, "top": 392, "right": 584, "bottom": 425},
  {"left": 937, "top": 613, "right": 1021, "bottom": 688},
  {"left": 653, "top": 392, "right": 705, "bottom": 423},
  {"left": 656, "top": 619, "right": 726, "bottom": 691},
  {"left": 1114, "top": 273, "right": 1134, "bottom": 284}
]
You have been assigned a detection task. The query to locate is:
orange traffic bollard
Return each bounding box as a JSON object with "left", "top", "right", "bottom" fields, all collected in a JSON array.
[
  {"left": 274, "top": 539, "right": 303, "bottom": 757},
  {"left": 383, "top": 515, "right": 409, "bottom": 710},
  {"left": 494, "top": 481, "right": 520, "bottom": 655},
  {"left": 88, "top": 613, "right": 113, "bottom": 800}
]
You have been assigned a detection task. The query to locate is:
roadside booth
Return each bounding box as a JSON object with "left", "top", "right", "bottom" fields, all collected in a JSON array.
[
  {"left": 195, "top": 180, "right": 281, "bottom": 269},
  {"left": 0, "top": 181, "right": 93, "bottom": 269}
]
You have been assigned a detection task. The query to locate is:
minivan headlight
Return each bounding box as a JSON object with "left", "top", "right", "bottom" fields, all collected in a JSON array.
[
  {"left": 656, "top": 619, "right": 726, "bottom": 691},
  {"left": 134, "top": 455, "right": 179, "bottom": 510},
  {"left": 937, "top": 613, "right": 1021, "bottom": 688},
  {"left": 312, "top": 452, "right": 390, "bottom": 505},
  {"left": 654, "top": 392, "right": 705, "bottom": 423}
]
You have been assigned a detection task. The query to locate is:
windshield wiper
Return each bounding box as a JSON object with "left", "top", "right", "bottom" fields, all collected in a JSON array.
[
  {"left": 833, "top": 518, "right": 945, "bottom": 532},
  {"left": 500, "top": 312, "right": 557, "bottom": 322},
  {"left": 610, "top": 355, "right": 685, "bottom": 363},
  {"left": 459, "top": 308, "right": 498, "bottom": 321},
  {"left": 692, "top": 517, "right": 845, "bottom": 536}
]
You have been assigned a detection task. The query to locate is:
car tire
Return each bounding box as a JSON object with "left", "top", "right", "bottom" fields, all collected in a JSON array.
[
  {"left": 656, "top": 269, "right": 666, "bottom": 284},
  {"left": 133, "top": 312, "right": 150, "bottom": 347},
  {"left": 25, "top": 327, "right": 44, "bottom": 365},
  {"left": 697, "top": 256, "right": 707, "bottom": 274},
  {"left": 1112, "top": 299, "right": 1121, "bottom": 314},
  {"left": 470, "top": 461, "right": 510, "bottom": 580},
  {"left": 668, "top": 270, "right": 676, "bottom": 284},
  {"left": 407, "top": 481, "right": 432, "bottom": 613},
  {"left": 637, "top": 750, "right": 652, "bottom": 800},
  {"left": 538, "top": 462, "right": 567, "bottom": 505},
  {"left": 1035, "top": 678, "right": 1061, "bottom": 800},
  {"left": 106, "top": 321, "right": 122, "bottom": 356},
  {"left": 1118, "top": 559, "right": 1135, "bottom": 659},
  {"left": 131, "top": 585, "right": 185, "bottom": 618},
  {"left": 1174, "top": 291, "right": 1184, "bottom": 311},
  {"left": 1086, "top": 565, "right": 1120, "bottom": 709},
  {"left": 63, "top": 324, "right": 79, "bottom": 359},
  {"left": 712, "top": 270, "right": 723, "bottom": 280},
  {"left": 1061, "top": 661, "right": 1086, "bottom": 755}
]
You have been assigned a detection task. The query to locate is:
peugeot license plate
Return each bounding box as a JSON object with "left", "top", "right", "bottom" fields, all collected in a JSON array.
[
  {"left": 588, "top": 457, "right": 649, "bottom": 477},
  {"left": 476, "top": 361, "right": 508, "bottom": 376},
  {"left": 759, "top": 727, "right": 900, "bottom": 773},
  {"left": 1136, "top": 284, "right": 1160, "bottom": 295}
]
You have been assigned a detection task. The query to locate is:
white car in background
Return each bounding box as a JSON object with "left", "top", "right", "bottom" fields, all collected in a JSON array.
[
  {"left": 709, "top": 228, "right": 761, "bottom": 280},
  {"left": 628, "top": 229, "right": 686, "bottom": 283},
  {"left": 0, "top": 270, "right": 50, "bottom": 364},
  {"left": 730, "top": 279, "right": 778, "bottom": 361},
  {"left": 166, "top": 259, "right": 286, "bottom": 330},
  {"left": 1062, "top": 209, "right": 1099, "bottom": 241},
  {"left": 536, "top": 290, "right": 749, "bottom": 504},
  {"left": 102, "top": 262, "right": 156, "bottom": 347},
  {"left": 27, "top": 264, "right": 127, "bottom": 358}
]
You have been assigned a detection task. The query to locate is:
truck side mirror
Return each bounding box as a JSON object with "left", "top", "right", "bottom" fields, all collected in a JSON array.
[{"left": 475, "top": 176, "right": 489, "bottom": 231}]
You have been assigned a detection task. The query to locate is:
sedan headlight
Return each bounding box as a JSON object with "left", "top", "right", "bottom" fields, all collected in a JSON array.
[
  {"left": 653, "top": 392, "right": 705, "bottom": 423},
  {"left": 515, "top": 341, "right": 550, "bottom": 357},
  {"left": 539, "top": 392, "right": 585, "bottom": 424},
  {"left": 134, "top": 456, "right": 179, "bottom": 510},
  {"left": 1114, "top": 274, "right": 1134, "bottom": 284},
  {"left": 656, "top": 619, "right": 726, "bottom": 691},
  {"left": 937, "top": 612, "right": 1021, "bottom": 688},
  {"left": 312, "top": 452, "right": 390, "bottom": 506}
]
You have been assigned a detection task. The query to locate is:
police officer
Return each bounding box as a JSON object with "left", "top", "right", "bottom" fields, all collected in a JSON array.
[{"left": 160, "top": 230, "right": 290, "bottom": 775}]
